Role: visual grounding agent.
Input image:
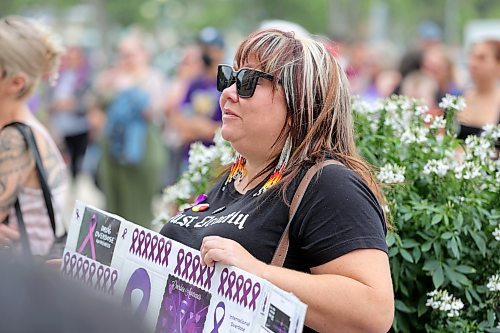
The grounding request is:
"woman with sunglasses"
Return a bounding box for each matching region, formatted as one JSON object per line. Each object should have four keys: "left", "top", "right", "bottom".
{"left": 160, "top": 28, "right": 394, "bottom": 332}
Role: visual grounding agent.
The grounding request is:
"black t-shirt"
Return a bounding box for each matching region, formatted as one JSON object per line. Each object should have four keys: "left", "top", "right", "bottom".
{"left": 160, "top": 163, "right": 387, "bottom": 332}
{"left": 161, "top": 164, "right": 387, "bottom": 328}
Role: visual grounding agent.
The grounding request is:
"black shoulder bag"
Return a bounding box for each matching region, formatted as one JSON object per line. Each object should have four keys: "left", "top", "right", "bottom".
{"left": 2, "top": 122, "right": 64, "bottom": 257}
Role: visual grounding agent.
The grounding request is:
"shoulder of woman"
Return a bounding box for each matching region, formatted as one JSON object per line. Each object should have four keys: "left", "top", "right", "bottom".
{"left": 0, "top": 126, "right": 27, "bottom": 151}
{"left": 313, "top": 163, "right": 360, "bottom": 186}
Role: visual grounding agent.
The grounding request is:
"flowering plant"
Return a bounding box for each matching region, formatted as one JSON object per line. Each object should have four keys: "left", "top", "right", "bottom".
{"left": 154, "top": 130, "right": 235, "bottom": 224}
{"left": 159, "top": 95, "right": 500, "bottom": 332}
{"left": 353, "top": 95, "right": 499, "bottom": 332}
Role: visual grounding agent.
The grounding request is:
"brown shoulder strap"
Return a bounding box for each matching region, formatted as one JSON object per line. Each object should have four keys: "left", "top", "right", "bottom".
{"left": 270, "top": 159, "right": 342, "bottom": 267}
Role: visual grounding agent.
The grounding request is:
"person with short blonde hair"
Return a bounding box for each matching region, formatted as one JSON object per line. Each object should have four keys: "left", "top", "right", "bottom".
{"left": 0, "top": 16, "right": 69, "bottom": 256}
{"left": 161, "top": 29, "right": 394, "bottom": 332}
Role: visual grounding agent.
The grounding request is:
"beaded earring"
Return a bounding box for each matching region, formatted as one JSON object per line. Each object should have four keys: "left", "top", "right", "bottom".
{"left": 222, "top": 154, "right": 247, "bottom": 191}
{"left": 254, "top": 135, "right": 292, "bottom": 197}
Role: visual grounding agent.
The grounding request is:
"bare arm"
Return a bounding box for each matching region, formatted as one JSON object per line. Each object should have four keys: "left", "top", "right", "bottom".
{"left": 201, "top": 237, "right": 394, "bottom": 333}
{"left": 0, "top": 127, "right": 34, "bottom": 243}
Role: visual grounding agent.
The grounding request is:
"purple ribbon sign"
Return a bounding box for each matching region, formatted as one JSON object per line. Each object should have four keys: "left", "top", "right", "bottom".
{"left": 210, "top": 301, "right": 225, "bottom": 333}
{"left": 77, "top": 214, "right": 97, "bottom": 260}
{"left": 122, "top": 268, "right": 151, "bottom": 322}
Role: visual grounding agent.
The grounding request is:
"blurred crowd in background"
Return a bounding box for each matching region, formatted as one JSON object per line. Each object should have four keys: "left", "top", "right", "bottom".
{"left": 11, "top": 3, "right": 499, "bottom": 229}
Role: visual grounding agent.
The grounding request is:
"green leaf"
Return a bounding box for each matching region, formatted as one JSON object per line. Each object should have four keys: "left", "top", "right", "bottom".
{"left": 432, "top": 264, "right": 444, "bottom": 288}
{"left": 449, "top": 237, "right": 460, "bottom": 258}
{"left": 431, "top": 214, "right": 442, "bottom": 225}
{"left": 400, "top": 249, "right": 414, "bottom": 263}
{"left": 401, "top": 239, "right": 419, "bottom": 248}
{"left": 388, "top": 247, "right": 399, "bottom": 257}
{"left": 421, "top": 241, "right": 432, "bottom": 252}
{"left": 456, "top": 212, "right": 464, "bottom": 228}
{"left": 386, "top": 233, "right": 396, "bottom": 247}
{"left": 470, "top": 232, "right": 487, "bottom": 256}
{"left": 412, "top": 247, "right": 421, "bottom": 263}
{"left": 433, "top": 242, "right": 442, "bottom": 257}
{"left": 417, "top": 295, "right": 428, "bottom": 317}
{"left": 423, "top": 259, "right": 439, "bottom": 271}
{"left": 455, "top": 265, "right": 476, "bottom": 274}
{"left": 443, "top": 214, "right": 449, "bottom": 225}
{"left": 441, "top": 232, "right": 453, "bottom": 240}
{"left": 395, "top": 300, "right": 415, "bottom": 314}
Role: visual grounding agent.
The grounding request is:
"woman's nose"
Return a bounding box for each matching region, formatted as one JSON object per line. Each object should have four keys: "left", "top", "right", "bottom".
{"left": 220, "top": 82, "right": 238, "bottom": 103}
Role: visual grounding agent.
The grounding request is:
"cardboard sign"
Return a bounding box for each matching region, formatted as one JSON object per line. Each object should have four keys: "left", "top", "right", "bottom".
{"left": 62, "top": 201, "right": 307, "bottom": 332}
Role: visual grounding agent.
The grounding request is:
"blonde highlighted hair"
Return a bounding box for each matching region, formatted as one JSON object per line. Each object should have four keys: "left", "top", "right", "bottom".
{"left": 235, "top": 28, "right": 387, "bottom": 225}
{"left": 0, "top": 16, "right": 64, "bottom": 99}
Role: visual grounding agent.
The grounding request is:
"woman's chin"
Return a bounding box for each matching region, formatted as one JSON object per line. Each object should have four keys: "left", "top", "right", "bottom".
{"left": 220, "top": 126, "right": 238, "bottom": 143}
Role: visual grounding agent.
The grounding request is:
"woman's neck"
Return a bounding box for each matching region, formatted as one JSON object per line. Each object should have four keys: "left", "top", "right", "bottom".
{"left": 235, "top": 157, "right": 272, "bottom": 194}
{"left": 0, "top": 99, "right": 30, "bottom": 127}
{"left": 474, "top": 79, "right": 497, "bottom": 95}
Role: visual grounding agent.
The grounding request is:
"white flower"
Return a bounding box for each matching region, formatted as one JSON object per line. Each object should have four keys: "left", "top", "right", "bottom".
{"left": 385, "top": 101, "right": 398, "bottom": 113}
{"left": 423, "top": 114, "right": 433, "bottom": 124}
{"left": 464, "top": 136, "right": 492, "bottom": 162}
{"left": 163, "top": 178, "right": 193, "bottom": 203}
{"left": 423, "top": 159, "right": 450, "bottom": 177}
{"left": 486, "top": 274, "right": 500, "bottom": 292}
{"left": 493, "top": 227, "right": 500, "bottom": 241}
{"left": 400, "top": 130, "right": 416, "bottom": 144}
{"left": 426, "top": 289, "right": 464, "bottom": 318}
{"left": 481, "top": 123, "right": 500, "bottom": 141}
{"left": 439, "top": 94, "right": 466, "bottom": 111}
{"left": 382, "top": 204, "right": 391, "bottom": 214}
{"left": 188, "top": 143, "right": 216, "bottom": 172}
{"left": 352, "top": 98, "right": 376, "bottom": 115}
{"left": 454, "top": 161, "right": 482, "bottom": 180}
{"left": 400, "top": 127, "right": 429, "bottom": 144}
{"left": 415, "top": 104, "right": 429, "bottom": 117}
{"left": 430, "top": 116, "right": 446, "bottom": 129}
{"left": 377, "top": 164, "right": 406, "bottom": 184}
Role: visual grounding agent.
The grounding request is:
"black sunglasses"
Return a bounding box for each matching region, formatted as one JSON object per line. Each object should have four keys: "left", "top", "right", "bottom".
{"left": 217, "top": 64, "right": 274, "bottom": 98}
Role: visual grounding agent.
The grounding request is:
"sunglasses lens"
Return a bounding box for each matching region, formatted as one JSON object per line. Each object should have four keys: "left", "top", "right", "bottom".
{"left": 217, "top": 65, "right": 233, "bottom": 92}
{"left": 237, "top": 69, "right": 257, "bottom": 98}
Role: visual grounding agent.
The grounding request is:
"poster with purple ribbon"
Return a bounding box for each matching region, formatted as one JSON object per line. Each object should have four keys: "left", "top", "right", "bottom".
{"left": 61, "top": 201, "right": 307, "bottom": 333}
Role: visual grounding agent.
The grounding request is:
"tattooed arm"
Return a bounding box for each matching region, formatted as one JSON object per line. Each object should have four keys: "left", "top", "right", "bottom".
{"left": 0, "top": 127, "right": 34, "bottom": 245}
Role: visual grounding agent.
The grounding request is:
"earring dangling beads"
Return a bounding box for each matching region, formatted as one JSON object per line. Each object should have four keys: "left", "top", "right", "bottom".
{"left": 254, "top": 135, "right": 292, "bottom": 197}
{"left": 222, "top": 155, "right": 247, "bottom": 191}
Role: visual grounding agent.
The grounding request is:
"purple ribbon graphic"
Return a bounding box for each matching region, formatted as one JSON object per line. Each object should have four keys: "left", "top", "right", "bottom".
{"left": 77, "top": 214, "right": 97, "bottom": 260}
{"left": 224, "top": 271, "right": 237, "bottom": 299}
{"left": 174, "top": 248, "right": 185, "bottom": 276}
{"left": 155, "top": 238, "right": 165, "bottom": 264}
{"left": 138, "top": 230, "right": 145, "bottom": 255}
{"left": 163, "top": 240, "right": 172, "bottom": 267}
{"left": 204, "top": 265, "right": 215, "bottom": 289}
{"left": 96, "top": 266, "right": 104, "bottom": 291}
{"left": 130, "top": 228, "right": 139, "bottom": 253}
{"left": 82, "top": 260, "right": 89, "bottom": 284}
{"left": 233, "top": 275, "right": 245, "bottom": 303}
{"left": 210, "top": 301, "right": 225, "bottom": 333}
{"left": 122, "top": 268, "right": 151, "bottom": 322}
{"left": 249, "top": 282, "right": 261, "bottom": 311}
{"left": 108, "top": 270, "right": 118, "bottom": 295}
{"left": 87, "top": 263, "right": 96, "bottom": 287}
{"left": 189, "top": 255, "right": 201, "bottom": 283}
{"left": 147, "top": 235, "right": 158, "bottom": 261}
{"left": 181, "top": 251, "right": 193, "bottom": 279}
{"left": 242, "top": 278, "right": 252, "bottom": 307}
{"left": 218, "top": 268, "right": 229, "bottom": 295}
{"left": 142, "top": 232, "right": 151, "bottom": 258}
